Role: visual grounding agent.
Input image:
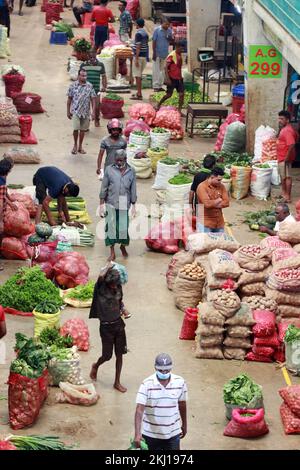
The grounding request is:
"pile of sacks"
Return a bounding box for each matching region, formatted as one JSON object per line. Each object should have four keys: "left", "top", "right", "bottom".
{"left": 246, "top": 310, "right": 279, "bottom": 363}
{"left": 0, "top": 100, "right": 21, "bottom": 144}
{"left": 1, "top": 202, "right": 34, "bottom": 260}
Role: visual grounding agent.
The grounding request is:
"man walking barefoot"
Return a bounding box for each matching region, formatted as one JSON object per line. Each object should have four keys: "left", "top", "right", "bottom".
{"left": 67, "top": 69, "right": 96, "bottom": 155}
{"left": 89, "top": 266, "right": 128, "bottom": 393}
{"left": 277, "top": 110, "right": 298, "bottom": 203}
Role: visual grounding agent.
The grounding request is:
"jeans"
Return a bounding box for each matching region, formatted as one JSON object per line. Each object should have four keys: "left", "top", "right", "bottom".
{"left": 143, "top": 434, "right": 180, "bottom": 451}
{"left": 197, "top": 224, "right": 225, "bottom": 233}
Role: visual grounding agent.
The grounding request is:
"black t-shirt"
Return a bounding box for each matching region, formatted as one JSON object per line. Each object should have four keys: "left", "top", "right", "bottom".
{"left": 191, "top": 169, "right": 211, "bottom": 205}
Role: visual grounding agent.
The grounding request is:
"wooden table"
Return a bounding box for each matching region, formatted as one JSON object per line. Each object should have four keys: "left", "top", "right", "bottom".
{"left": 185, "top": 103, "right": 229, "bottom": 138}
{"left": 114, "top": 53, "right": 134, "bottom": 85}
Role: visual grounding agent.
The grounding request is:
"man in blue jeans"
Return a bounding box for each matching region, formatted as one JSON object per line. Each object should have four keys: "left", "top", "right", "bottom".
{"left": 134, "top": 353, "right": 188, "bottom": 450}
{"left": 196, "top": 167, "right": 229, "bottom": 233}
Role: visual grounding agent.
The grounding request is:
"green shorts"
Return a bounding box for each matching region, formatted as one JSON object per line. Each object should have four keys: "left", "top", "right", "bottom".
{"left": 72, "top": 115, "right": 90, "bottom": 131}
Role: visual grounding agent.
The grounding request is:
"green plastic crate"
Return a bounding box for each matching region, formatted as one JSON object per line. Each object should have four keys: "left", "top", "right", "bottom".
{"left": 184, "top": 82, "right": 200, "bottom": 92}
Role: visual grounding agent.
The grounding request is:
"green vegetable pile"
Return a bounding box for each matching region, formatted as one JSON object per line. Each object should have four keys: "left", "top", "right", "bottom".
{"left": 243, "top": 209, "right": 276, "bottom": 231}
{"left": 168, "top": 174, "right": 192, "bottom": 185}
{"left": 285, "top": 325, "right": 300, "bottom": 344}
{"left": 65, "top": 280, "right": 95, "bottom": 301}
{"left": 210, "top": 151, "right": 253, "bottom": 167}
{"left": 0, "top": 266, "right": 63, "bottom": 312}
{"left": 7, "top": 434, "right": 73, "bottom": 451}
{"left": 48, "top": 345, "right": 79, "bottom": 361}
{"left": 151, "top": 127, "right": 169, "bottom": 134}
{"left": 223, "top": 374, "right": 263, "bottom": 406}
{"left": 105, "top": 92, "right": 122, "bottom": 101}
{"left": 254, "top": 163, "right": 271, "bottom": 169}
{"left": 152, "top": 90, "right": 209, "bottom": 108}
{"left": 52, "top": 20, "right": 74, "bottom": 39}
{"left": 132, "top": 130, "right": 149, "bottom": 136}
{"left": 34, "top": 300, "right": 61, "bottom": 315}
{"left": 73, "top": 38, "right": 91, "bottom": 53}
{"left": 222, "top": 173, "right": 231, "bottom": 180}
{"left": 39, "top": 327, "right": 73, "bottom": 348}
{"left": 11, "top": 333, "right": 50, "bottom": 378}
{"left": 160, "top": 157, "right": 179, "bottom": 166}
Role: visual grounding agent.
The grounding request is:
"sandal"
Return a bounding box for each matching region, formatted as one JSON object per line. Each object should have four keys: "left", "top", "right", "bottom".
{"left": 71, "top": 148, "right": 77, "bottom": 155}
{"left": 78, "top": 148, "right": 87, "bottom": 154}
{"left": 130, "top": 94, "right": 143, "bottom": 100}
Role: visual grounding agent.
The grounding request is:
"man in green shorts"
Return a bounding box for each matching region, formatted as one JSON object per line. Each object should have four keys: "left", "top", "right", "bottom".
{"left": 80, "top": 50, "right": 107, "bottom": 127}
{"left": 67, "top": 69, "right": 96, "bottom": 155}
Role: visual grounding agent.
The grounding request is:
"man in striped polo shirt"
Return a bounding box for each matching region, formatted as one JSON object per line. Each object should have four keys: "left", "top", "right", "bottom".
{"left": 80, "top": 50, "right": 107, "bottom": 127}
{"left": 134, "top": 353, "right": 188, "bottom": 450}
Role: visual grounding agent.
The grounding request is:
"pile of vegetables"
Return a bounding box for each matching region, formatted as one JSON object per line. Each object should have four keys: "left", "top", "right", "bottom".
{"left": 254, "top": 163, "right": 271, "bottom": 169}
{"left": 194, "top": 120, "right": 219, "bottom": 137}
{"left": 179, "top": 262, "right": 206, "bottom": 280}
{"left": 105, "top": 92, "right": 122, "bottom": 101}
{"left": 65, "top": 280, "right": 94, "bottom": 301}
{"left": 160, "top": 157, "right": 179, "bottom": 166}
{"left": 152, "top": 90, "right": 209, "bottom": 108}
{"left": 285, "top": 325, "right": 300, "bottom": 343}
{"left": 11, "top": 333, "right": 50, "bottom": 378}
{"left": 48, "top": 345, "right": 79, "bottom": 361}
{"left": 243, "top": 295, "right": 278, "bottom": 312}
{"left": 39, "top": 327, "right": 73, "bottom": 348}
{"left": 28, "top": 222, "right": 56, "bottom": 245}
{"left": 211, "top": 151, "right": 253, "bottom": 167}
{"left": 151, "top": 127, "right": 169, "bottom": 134}
{"left": 73, "top": 38, "right": 92, "bottom": 53}
{"left": 168, "top": 174, "right": 192, "bottom": 185}
{"left": 34, "top": 300, "right": 61, "bottom": 314}
{"left": 2, "top": 434, "right": 73, "bottom": 450}
{"left": 223, "top": 374, "right": 263, "bottom": 405}
{"left": 52, "top": 20, "right": 74, "bottom": 40}
{"left": 243, "top": 209, "right": 276, "bottom": 231}
{"left": 132, "top": 130, "right": 149, "bottom": 136}
{"left": 0, "top": 266, "right": 63, "bottom": 312}
{"left": 179, "top": 159, "right": 202, "bottom": 175}
{"left": 49, "top": 196, "right": 86, "bottom": 213}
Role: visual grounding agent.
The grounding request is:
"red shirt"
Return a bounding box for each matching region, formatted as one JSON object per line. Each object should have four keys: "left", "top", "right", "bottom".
{"left": 277, "top": 124, "right": 297, "bottom": 162}
{"left": 166, "top": 52, "right": 182, "bottom": 80}
{"left": 0, "top": 306, "right": 5, "bottom": 322}
{"left": 91, "top": 6, "right": 113, "bottom": 26}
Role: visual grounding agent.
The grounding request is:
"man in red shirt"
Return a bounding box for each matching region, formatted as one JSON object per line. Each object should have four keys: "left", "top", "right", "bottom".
{"left": 277, "top": 110, "right": 298, "bottom": 203}
{"left": 91, "top": 0, "right": 115, "bottom": 53}
{"left": 156, "top": 40, "right": 185, "bottom": 115}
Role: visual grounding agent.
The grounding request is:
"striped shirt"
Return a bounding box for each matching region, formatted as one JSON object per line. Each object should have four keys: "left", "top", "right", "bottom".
{"left": 132, "top": 28, "right": 149, "bottom": 58}
{"left": 136, "top": 373, "right": 187, "bottom": 440}
{"left": 119, "top": 10, "right": 132, "bottom": 35}
{"left": 80, "top": 60, "right": 106, "bottom": 94}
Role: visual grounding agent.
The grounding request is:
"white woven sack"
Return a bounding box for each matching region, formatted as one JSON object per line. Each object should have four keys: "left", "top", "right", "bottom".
{"left": 250, "top": 166, "right": 272, "bottom": 200}
{"left": 268, "top": 160, "right": 281, "bottom": 186}
{"left": 126, "top": 144, "right": 139, "bottom": 160}
{"left": 129, "top": 133, "right": 150, "bottom": 152}
{"left": 128, "top": 156, "right": 152, "bottom": 179}
{"left": 150, "top": 130, "right": 171, "bottom": 149}
{"left": 152, "top": 161, "right": 180, "bottom": 190}
{"left": 165, "top": 182, "right": 191, "bottom": 207}
{"left": 253, "top": 125, "right": 276, "bottom": 162}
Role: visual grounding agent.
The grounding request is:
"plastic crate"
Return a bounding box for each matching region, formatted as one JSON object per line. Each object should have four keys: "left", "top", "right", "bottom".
{"left": 49, "top": 31, "right": 68, "bottom": 45}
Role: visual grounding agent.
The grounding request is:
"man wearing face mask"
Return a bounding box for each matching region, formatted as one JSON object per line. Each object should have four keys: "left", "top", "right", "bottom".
{"left": 134, "top": 353, "right": 188, "bottom": 450}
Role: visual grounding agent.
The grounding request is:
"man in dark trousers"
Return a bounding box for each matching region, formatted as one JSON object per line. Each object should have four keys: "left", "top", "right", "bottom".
{"left": 89, "top": 265, "right": 127, "bottom": 393}
{"left": 33, "top": 166, "right": 79, "bottom": 226}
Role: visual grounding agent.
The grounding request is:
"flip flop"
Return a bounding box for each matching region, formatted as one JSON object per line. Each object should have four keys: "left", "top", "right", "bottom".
{"left": 130, "top": 94, "right": 143, "bottom": 100}
{"left": 71, "top": 148, "right": 77, "bottom": 155}
{"left": 78, "top": 149, "right": 87, "bottom": 154}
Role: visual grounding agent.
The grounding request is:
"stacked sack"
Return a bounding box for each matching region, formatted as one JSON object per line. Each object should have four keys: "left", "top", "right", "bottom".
{"left": 174, "top": 261, "right": 206, "bottom": 311}
{"left": 246, "top": 309, "right": 279, "bottom": 363}
{"left": 195, "top": 302, "right": 225, "bottom": 360}
{"left": 223, "top": 303, "right": 255, "bottom": 360}
{"left": 234, "top": 244, "right": 271, "bottom": 298}
{"left": 0, "top": 100, "right": 21, "bottom": 144}
{"left": 166, "top": 250, "right": 194, "bottom": 291}
{"left": 279, "top": 385, "right": 300, "bottom": 434}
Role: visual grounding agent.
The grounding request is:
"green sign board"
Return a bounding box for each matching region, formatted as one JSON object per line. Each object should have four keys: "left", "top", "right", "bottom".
{"left": 249, "top": 45, "right": 282, "bottom": 79}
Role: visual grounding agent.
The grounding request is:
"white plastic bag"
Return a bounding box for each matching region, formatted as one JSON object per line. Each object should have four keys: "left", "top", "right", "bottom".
{"left": 152, "top": 161, "right": 180, "bottom": 190}
{"left": 268, "top": 160, "right": 281, "bottom": 186}
{"left": 127, "top": 156, "right": 152, "bottom": 179}
{"left": 165, "top": 182, "right": 191, "bottom": 208}
{"left": 129, "top": 132, "right": 151, "bottom": 152}
{"left": 250, "top": 166, "right": 273, "bottom": 200}
{"left": 253, "top": 125, "right": 276, "bottom": 162}
{"left": 56, "top": 382, "right": 99, "bottom": 406}
{"left": 150, "top": 129, "right": 171, "bottom": 149}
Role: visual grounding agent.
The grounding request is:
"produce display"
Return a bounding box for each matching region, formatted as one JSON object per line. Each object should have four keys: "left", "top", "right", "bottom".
{"left": 159, "top": 157, "right": 179, "bottom": 165}
{"left": 152, "top": 90, "right": 209, "bottom": 108}
{"left": 242, "top": 296, "right": 278, "bottom": 313}
{"left": 194, "top": 120, "right": 219, "bottom": 137}
{"left": 168, "top": 174, "right": 192, "bottom": 185}
{"left": 4, "top": 435, "right": 72, "bottom": 450}
{"left": 0, "top": 266, "right": 63, "bottom": 312}
{"left": 284, "top": 324, "right": 300, "bottom": 343}
{"left": 14, "top": 333, "right": 50, "bottom": 375}
{"left": 131, "top": 130, "right": 149, "bottom": 137}
{"left": 211, "top": 151, "right": 253, "bottom": 167}
{"left": 151, "top": 127, "right": 169, "bottom": 134}
{"left": 39, "top": 327, "right": 73, "bottom": 348}
{"left": 179, "top": 262, "right": 206, "bottom": 281}
{"left": 60, "top": 318, "right": 90, "bottom": 351}
{"left": 104, "top": 92, "right": 122, "bottom": 101}
{"left": 223, "top": 374, "right": 263, "bottom": 406}
{"left": 243, "top": 209, "right": 276, "bottom": 231}
{"left": 51, "top": 20, "right": 73, "bottom": 39}
{"left": 65, "top": 280, "right": 94, "bottom": 301}
{"left": 34, "top": 300, "right": 61, "bottom": 315}
{"left": 48, "top": 344, "right": 79, "bottom": 361}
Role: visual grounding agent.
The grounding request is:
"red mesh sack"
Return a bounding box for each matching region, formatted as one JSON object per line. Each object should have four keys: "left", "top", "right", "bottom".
{"left": 252, "top": 344, "right": 274, "bottom": 358}
{"left": 8, "top": 372, "right": 44, "bottom": 429}
{"left": 128, "top": 103, "right": 156, "bottom": 125}
{"left": 101, "top": 96, "right": 124, "bottom": 119}
{"left": 145, "top": 221, "right": 179, "bottom": 254}
{"left": 153, "top": 106, "right": 181, "bottom": 130}
{"left": 31, "top": 241, "right": 58, "bottom": 263}
{"left": 252, "top": 310, "right": 276, "bottom": 337}
{"left": 4, "top": 202, "right": 34, "bottom": 237}
{"left": 19, "top": 115, "right": 33, "bottom": 138}
{"left": 279, "top": 386, "right": 300, "bottom": 418}
{"left": 124, "top": 119, "right": 150, "bottom": 138}
{"left": 274, "top": 347, "right": 285, "bottom": 363}
{"left": 9, "top": 192, "right": 37, "bottom": 218}
{"left": 245, "top": 351, "right": 273, "bottom": 363}
{"left": 3, "top": 73, "right": 25, "bottom": 98}
{"left": 214, "top": 113, "right": 239, "bottom": 151}
{"left": 224, "top": 408, "right": 269, "bottom": 438}
{"left": 21, "top": 131, "right": 38, "bottom": 145}
{"left": 179, "top": 308, "right": 198, "bottom": 340}
{"left": 0, "top": 441, "right": 17, "bottom": 450}
{"left": 33, "top": 261, "right": 54, "bottom": 279}
{"left": 13, "top": 93, "right": 45, "bottom": 114}
{"left": 254, "top": 331, "right": 279, "bottom": 348}
{"left": 45, "top": 2, "right": 60, "bottom": 24}
{"left": 61, "top": 318, "right": 90, "bottom": 351}
{"left": 53, "top": 251, "right": 89, "bottom": 288}
{"left": 1, "top": 237, "right": 28, "bottom": 260}
{"left": 280, "top": 403, "right": 300, "bottom": 434}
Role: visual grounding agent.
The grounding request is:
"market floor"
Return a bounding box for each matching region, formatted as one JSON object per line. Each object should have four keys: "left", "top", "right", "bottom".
{"left": 0, "top": 5, "right": 299, "bottom": 450}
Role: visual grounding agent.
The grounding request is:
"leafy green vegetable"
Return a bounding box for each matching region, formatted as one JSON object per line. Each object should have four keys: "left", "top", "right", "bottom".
{"left": 10, "top": 358, "right": 40, "bottom": 378}
{"left": 285, "top": 325, "right": 300, "bottom": 344}
{"left": 223, "top": 374, "right": 263, "bottom": 405}
{"left": 15, "top": 333, "right": 50, "bottom": 375}
{"left": 8, "top": 435, "right": 73, "bottom": 451}
{"left": 105, "top": 92, "right": 122, "bottom": 101}
{"left": 160, "top": 157, "right": 179, "bottom": 166}
{"left": 151, "top": 127, "right": 169, "bottom": 134}
{"left": 39, "top": 327, "right": 73, "bottom": 348}
{"left": 168, "top": 174, "right": 192, "bottom": 185}
{"left": 132, "top": 130, "right": 149, "bottom": 136}
{"left": 48, "top": 345, "right": 79, "bottom": 361}
{"left": 152, "top": 90, "right": 210, "bottom": 108}
{"left": 0, "top": 266, "right": 63, "bottom": 312}
{"left": 34, "top": 300, "right": 61, "bottom": 314}
{"left": 65, "top": 281, "right": 95, "bottom": 301}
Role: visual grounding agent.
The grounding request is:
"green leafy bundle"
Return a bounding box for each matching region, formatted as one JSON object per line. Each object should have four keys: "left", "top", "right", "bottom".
{"left": 168, "top": 174, "right": 192, "bottom": 185}
{"left": 285, "top": 325, "right": 300, "bottom": 344}
{"left": 13, "top": 333, "right": 50, "bottom": 377}
{"left": 65, "top": 281, "right": 95, "bottom": 301}
{"left": 39, "top": 327, "right": 73, "bottom": 348}
{"left": 0, "top": 266, "right": 63, "bottom": 312}
{"left": 223, "top": 374, "right": 263, "bottom": 405}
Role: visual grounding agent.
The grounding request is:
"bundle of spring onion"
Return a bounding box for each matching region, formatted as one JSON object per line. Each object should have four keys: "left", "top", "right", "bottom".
{"left": 4, "top": 434, "right": 73, "bottom": 450}
{"left": 78, "top": 228, "right": 95, "bottom": 247}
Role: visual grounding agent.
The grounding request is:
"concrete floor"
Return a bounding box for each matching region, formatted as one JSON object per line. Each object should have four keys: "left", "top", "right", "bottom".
{"left": 0, "top": 4, "right": 299, "bottom": 450}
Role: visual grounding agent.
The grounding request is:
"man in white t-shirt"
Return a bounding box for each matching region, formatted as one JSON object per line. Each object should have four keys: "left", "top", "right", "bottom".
{"left": 259, "top": 203, "right": 295, "bottom": 236}
{"left": 134, "top": 353, "right": 187, "bottom": 450}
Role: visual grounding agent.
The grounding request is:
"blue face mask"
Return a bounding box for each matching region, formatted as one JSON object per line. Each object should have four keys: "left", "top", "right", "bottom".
{"left": 156, "top": 371, "right": 171, "bottom": 380}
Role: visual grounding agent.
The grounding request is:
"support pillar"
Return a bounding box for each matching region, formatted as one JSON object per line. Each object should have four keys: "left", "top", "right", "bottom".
{"left": 243, "top": 0, "right": 288, "bottom": 152}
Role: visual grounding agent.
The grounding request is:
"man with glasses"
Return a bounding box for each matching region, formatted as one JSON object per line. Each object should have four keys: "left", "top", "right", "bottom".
{"left": 134, "top": 353, "right": 188, "bottom": 450}
{"left": 196, "top": 167, "right": 229, "bottom": 233}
